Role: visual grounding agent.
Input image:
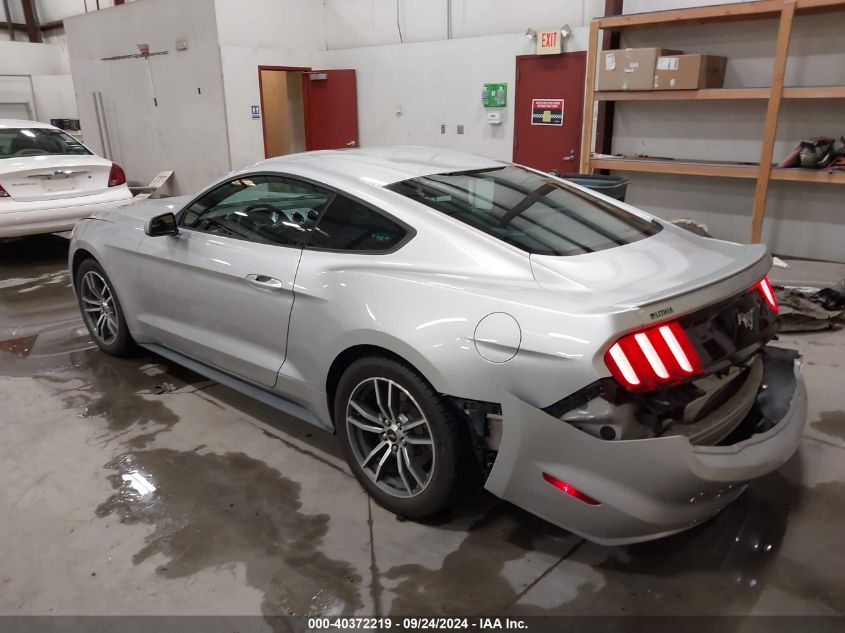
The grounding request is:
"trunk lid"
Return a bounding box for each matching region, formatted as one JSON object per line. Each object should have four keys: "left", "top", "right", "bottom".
{"left": 0, "top": 155, "right": 114, "bottom": 202}
{"left": 530, "top": 224, "right": 771, "bottom": 318}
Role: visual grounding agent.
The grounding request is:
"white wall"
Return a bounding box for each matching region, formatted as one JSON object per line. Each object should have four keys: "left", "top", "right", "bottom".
{"left": 315, "top": 28, "right": 589, "bottom": 162}
{"left": 214, "top": 0, "right": 324, "bottom": 171}
{"left": 0, "top": 40, "right": 76, "bottom": 122}
{"left": 218, "top": 0, "right": 596, "bottom": 169}
{"left": 322, "top": 0, "right": 604, "bottom": 48}
{"left": 609, "top": 6, "right": 845, "bottom": 261}
{"left": 65, "top": 0, "right": 230, "bottom": 193}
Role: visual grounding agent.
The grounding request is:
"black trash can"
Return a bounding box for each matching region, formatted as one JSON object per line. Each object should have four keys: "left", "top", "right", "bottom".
{"left": 561, "top": 173, "right": 630, "bottom": 202}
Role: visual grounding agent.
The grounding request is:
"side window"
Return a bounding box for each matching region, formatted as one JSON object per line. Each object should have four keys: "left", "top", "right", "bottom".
{"left": 181, "top": 175, "right": 332, "bottom": 246}
{"left": 309, "top": 195, "right": 407, "bottom": 252}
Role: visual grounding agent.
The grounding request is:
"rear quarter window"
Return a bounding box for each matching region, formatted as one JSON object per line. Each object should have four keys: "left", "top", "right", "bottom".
{"left": 309, "top": 195, "right": 407, "bottom": 252}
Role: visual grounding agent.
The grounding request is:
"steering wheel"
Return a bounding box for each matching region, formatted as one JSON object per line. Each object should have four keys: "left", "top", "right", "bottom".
{"left": 14, "top": 149, "right": 48, "bottom": 157}
{"left": 243, "top": 202, "right": 285, "bottom": 219}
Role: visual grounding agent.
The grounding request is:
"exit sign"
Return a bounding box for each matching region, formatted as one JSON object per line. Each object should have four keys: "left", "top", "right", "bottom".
{"left": 536, "top": 30, "right": 562, "bottom": 55}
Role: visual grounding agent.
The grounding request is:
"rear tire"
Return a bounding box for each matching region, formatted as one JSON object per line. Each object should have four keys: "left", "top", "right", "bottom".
{"left": 75, "top": 258, "right": 135, "bottom": 357}
{"left": 335, "top": 356, "right": 474, "bottom": 518}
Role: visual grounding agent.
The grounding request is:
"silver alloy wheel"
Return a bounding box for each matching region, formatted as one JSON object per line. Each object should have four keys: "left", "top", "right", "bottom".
{"left": 80, "top": 271, "right": 119, "bottom": 345}
{"left": 346, "top": 377, "right": 435, "bottom": 498}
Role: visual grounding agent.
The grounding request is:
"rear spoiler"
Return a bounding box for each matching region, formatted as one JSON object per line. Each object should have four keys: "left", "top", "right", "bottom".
{"left": 620, "top": 245, "right": 772, "bottom": 322}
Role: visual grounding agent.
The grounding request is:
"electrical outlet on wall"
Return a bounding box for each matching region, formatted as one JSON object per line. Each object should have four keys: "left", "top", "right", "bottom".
{"left": 457, "top": 124, "right": 464, "bottom": 135}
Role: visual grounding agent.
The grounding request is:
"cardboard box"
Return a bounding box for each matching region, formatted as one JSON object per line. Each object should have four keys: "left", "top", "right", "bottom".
{"left": 597, "top": 48, "right": 683, "bottom": 91}
{"left": 654, "top": 54, "right": 727, "bottom": 90}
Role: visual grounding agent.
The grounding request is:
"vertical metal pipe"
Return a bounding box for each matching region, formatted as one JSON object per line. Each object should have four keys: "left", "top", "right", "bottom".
{"left": 92, "top": 92, "right": 108, "bottom": 159}
{"left": 2, "top": 0, "right": 15, "bottom": 41}
{"left": 97, "top": 92, "right": 114, "bottom": 160}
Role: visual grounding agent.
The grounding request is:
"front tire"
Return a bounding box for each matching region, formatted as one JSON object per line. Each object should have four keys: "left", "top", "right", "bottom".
{"left": 75, "top": 258, "right": 135, "bottom": 357}
{"left": 335, "top": 356, "right": 473, "bottom": 518}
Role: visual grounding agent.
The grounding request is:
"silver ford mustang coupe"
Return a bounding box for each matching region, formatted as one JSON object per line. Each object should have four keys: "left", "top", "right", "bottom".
{"left": 69, "top": 147, "right": 806, "bottom": 544}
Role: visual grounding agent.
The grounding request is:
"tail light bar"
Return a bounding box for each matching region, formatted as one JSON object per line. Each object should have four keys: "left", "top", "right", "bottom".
{"left": 757, "top": 276, "right": 778, "bottom": 313}
{"left": 605, "top": 321, "right": 701, "bottom": 391}
{"left": 108, "top": 163, "right": 127, "bottom": 187}
{"left": 604, "top": 276, "right": 777, "bottom": 392}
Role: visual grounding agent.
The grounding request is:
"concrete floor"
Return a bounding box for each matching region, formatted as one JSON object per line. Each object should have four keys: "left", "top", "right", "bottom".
{"left": 1, "top": 234, "right": 843, "bottom": 617}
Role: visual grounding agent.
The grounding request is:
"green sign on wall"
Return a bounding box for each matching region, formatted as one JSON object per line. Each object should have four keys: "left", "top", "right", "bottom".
{"left": 482, "top": 83, "right": 507, "bottom": 107}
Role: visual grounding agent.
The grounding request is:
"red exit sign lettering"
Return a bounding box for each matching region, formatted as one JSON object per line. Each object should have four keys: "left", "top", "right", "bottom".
{"left": 537, "top": 30, "right": 562, "bottom": 55}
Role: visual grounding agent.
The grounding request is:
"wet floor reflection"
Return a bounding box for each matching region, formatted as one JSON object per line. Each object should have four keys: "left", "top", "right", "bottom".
{"left": 2, "top": 237, "right": 844, "bottom": 617}
{"left": 96, "top": 448, "right": 363, "bottom": 616}
{"left": 811, "top": 410, "right": 845, "bottom": 443}
{"left": 374, "top": 452, "right": 845, "bottom": 616}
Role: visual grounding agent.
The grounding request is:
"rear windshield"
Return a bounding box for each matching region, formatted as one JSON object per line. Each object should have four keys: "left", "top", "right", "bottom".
{"left": 387, "top": 165, "right": 660, "bottom": 256}
{"left": 0, "top": 128, "right": 91, "bottom": 159}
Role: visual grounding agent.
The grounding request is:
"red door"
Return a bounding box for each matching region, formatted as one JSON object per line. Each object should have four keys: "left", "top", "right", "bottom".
{"left": 513, "top": 53, "right": 587, "bottom": 174}
{"left": 302, "top": 69, "right": 359, "bottom": 150}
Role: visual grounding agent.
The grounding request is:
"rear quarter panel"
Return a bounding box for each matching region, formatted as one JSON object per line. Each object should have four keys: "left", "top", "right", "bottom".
{"left": 280, "top": 220, "right": 645, "bottom": 426}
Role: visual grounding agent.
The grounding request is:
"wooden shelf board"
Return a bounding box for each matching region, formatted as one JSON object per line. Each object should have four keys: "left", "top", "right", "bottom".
{"left": 596, "top": 0, "right": 845, "bottom": 30}
{"left": 772, "top": 168, "right": 845, "bottom": 183}
{"left": 591, "top": 157, "right": 845, "bottom": 184}
{"left": 593, "top": 86, "right": 845, "bottom": 102}
{"left": 783, "top": 85, "right": 845, "bottom": 98}
{"left": 595, "top": 88, "right": 770, "bottom": 101}
{"left": 591, "top": 158, "right": 759, "bottom": 179}
{"left": 596, "top": 0, "right": 783, "bottom": 30}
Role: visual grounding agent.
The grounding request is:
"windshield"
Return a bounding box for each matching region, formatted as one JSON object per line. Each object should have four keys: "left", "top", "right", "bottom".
{"left": 0, "top": 128, "right": 92, "bottom": 159}
{"left": 387, "top": 165, "right": 660, "bottom": 256}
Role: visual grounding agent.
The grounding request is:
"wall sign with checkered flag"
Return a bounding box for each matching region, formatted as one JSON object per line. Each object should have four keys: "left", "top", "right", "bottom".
{"left": 531, "top": 98, "right": 564, "bottom": 126}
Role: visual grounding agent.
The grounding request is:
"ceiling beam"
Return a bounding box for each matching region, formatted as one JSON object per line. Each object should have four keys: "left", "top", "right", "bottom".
{"left": 21, "top": 0, "right": 42, "bottom": 43}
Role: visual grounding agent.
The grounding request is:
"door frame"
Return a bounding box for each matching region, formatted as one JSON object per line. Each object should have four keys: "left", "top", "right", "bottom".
{"left": 257, "top": 65, "right": 311, "bottom": 159}
{"left": 512, "top": 52, "right": 587, "bottom": 169}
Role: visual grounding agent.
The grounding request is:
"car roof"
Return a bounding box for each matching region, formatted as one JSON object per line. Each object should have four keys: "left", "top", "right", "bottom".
{"left": 0, "top": 119, "right": 57, "bottom": 130}
{"left": 253, "top": 146, "right": 504, "bottom": 186}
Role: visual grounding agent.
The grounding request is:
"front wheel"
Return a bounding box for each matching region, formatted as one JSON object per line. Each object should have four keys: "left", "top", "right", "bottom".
{"left": 335, "top": 356, "right": 474, "bottom": 518}
{"left": 75, "top": 258, "right": 135, "bottom": 357}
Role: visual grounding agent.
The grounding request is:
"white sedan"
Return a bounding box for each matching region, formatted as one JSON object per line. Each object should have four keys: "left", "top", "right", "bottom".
{"left": 0, "top": 119, "right": 132, "bottom": 238}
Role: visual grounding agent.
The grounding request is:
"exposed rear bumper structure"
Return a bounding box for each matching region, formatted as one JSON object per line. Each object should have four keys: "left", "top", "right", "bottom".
{"left": 485, "top": 347, "right": 806, "bottom": 545}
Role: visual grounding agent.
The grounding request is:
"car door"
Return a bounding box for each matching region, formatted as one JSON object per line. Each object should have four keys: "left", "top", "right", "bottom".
{"left": 137, "top": 174, "right": 332, "bottom": 387}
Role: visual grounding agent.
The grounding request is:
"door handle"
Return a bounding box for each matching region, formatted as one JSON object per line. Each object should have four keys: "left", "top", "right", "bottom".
{"left": 562, "top": 156, "right": 575, "bottom": 161}
{"left": 346, "top": 140, "right": 356, "bottom": 147}
{"left": 246, "top": 274, "right": 283, "bottom": 290}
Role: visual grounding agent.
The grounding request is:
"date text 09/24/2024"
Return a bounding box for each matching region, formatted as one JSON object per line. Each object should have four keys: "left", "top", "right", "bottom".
{"left": 307, "top": 617, "right": 528, "bottom": 630}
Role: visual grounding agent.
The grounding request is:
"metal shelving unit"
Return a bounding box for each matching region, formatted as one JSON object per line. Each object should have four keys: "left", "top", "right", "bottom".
{"left": 579, "top": 0, "right": 845, "bottom": 243}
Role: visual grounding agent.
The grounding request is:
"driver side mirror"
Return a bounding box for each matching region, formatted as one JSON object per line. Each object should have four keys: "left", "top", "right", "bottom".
{"left": 145, "top": 212, "right": 179, "bottom": 237}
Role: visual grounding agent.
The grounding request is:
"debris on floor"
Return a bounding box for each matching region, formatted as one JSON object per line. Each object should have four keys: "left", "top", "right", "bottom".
{"left": 671, "top": 218, "right": 711, "bottom": 237}
{"left": 775, "top": 283, "right": 845, "bottom": 332}
{"left": 814, "top": 280, "right": 845, "bottom": 311}
{"left": 153, "top": 382, "right": 178, "bottom": 395}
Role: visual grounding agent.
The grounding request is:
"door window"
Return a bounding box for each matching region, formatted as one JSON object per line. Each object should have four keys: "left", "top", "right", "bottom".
{"left": 181, "top": 175, "right": 331, "bottom": 246}
{"left": 309, "top": 194, "right": 407, "bottom": 252}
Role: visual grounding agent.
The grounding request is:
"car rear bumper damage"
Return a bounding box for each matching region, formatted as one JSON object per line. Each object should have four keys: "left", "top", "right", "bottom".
{"left": 484, "top": 346, "right": 806, "bottom": 545}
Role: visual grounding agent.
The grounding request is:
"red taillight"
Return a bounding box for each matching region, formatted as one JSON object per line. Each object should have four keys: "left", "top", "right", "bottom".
{"left": 757, "top": 276, "right": 778, "bottom": 313}
{"left": 543, "top": 473, "right": 600, "bottom": 505}
{"left": 0, "top": 184, "right": 9, "bottom": 198}
{"left": 604, "top": 321, "right": 701, "bottom": 391}
{"left": 108, "top": 163, "right": 126, "bottom": 187}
